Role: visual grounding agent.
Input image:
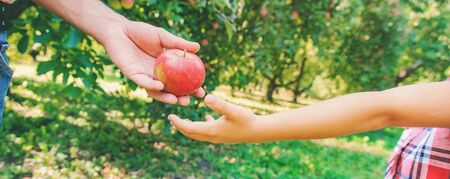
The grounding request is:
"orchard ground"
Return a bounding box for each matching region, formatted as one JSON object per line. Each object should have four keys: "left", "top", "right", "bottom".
{"left": 0, "top": 62, "right": 403, "bottom": 178}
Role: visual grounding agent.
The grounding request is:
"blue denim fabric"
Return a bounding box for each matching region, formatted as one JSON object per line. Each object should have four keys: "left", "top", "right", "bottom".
{"left": 0, "top": 31, "right": 13, "bottom": 126}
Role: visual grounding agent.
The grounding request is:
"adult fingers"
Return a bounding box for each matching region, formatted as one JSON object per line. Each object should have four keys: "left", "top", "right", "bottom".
{"left": 147, "top": 90, "right": 178, "bottom": 104}
{"left": 193, "top": 88, "right": 206, "bottom": 98}
{"left": 129, "top": 74, "right": 164, "bottom": 91}
{"left": 177, "top": 96, "right": 190, "bottom": 106}
{"left": 157, "top": 27, "right": 200, "bottom": 53}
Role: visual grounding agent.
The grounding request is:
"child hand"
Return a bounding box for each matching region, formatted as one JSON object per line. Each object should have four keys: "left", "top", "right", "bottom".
{"left": 168, "top": 94, "right": 260, "bottom": 143}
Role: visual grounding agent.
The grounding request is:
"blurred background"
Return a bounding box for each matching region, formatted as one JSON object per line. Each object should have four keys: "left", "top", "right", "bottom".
{"left": 1, "top": 0, "right": 449, "bottom": 178}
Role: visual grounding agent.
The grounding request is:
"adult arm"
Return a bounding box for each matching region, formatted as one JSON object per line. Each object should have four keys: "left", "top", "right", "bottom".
{"left": 32, "top": 0, "right": 204, "bottom": 105}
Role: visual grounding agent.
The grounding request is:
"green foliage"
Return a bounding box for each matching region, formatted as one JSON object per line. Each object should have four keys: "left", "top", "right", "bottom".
{"left": 397, "top": 0, "right": 450, "bottom": 83}
{"left": 328, "top": 0, "right": 407, "bottom": 91}
{"left": 225, "top": 0, "right": 330, "bottom": 101}
{"left": 10, "top": 0, "right": 240, "bottom": 124}
{"left": 0, "top": 78, "right": 402, "bottom": 178}
{"left": 327, "top": 0, "right": 449, "bottom": 92}
{"left": 3, "top": 0, "right": 449, "bottom": 176}
{"left": 10, "top": 0, "right": 449, "bottom": 110}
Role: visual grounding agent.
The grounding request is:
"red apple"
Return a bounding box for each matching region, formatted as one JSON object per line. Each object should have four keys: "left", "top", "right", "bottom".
{"left": 108, "top": 0, "right": 122, "bottom": 9}
{"left": 204, "top": 62, "right": 210, "bottom": 69}
{"left": 188, "top": 0, "right": 196, "bottom": 5}
{"left": 121, "top": 0, "right": 134, "bottom": 9}
{"left": 154, "top": 49, "right": 205, "bottom": 96}
{"left": 201, "top": 39, "right": 209, "bottom": 46}
{"left": 260, "top": 8, "right": 268, "bottom": 17}
{"left": 291, "top": 11, "right": 299, "bottom": 19}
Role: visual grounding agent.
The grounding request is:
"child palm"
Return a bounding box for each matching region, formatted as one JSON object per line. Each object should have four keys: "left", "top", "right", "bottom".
{"left": 169, "top": 94, "right": 258, "bottom": 143}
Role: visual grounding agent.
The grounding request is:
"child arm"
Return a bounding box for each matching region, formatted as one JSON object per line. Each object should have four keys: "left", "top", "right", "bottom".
{"left": 169, "top": 81, "right": 450, "bottom": 143}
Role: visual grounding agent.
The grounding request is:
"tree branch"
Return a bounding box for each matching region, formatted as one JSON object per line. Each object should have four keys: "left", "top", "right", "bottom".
{"left": 395, "top": 60, "right": 423, "bottom": 85}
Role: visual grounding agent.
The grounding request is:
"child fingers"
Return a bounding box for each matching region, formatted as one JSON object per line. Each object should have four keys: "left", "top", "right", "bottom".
{"left": 204, "top": 94, "right": 244, "bottom": 119}
{"left": 168, "top": 114, "right": 207, "bottom": 135}
{"left": 205, "top": 114, "right": 215, "bottom": 121}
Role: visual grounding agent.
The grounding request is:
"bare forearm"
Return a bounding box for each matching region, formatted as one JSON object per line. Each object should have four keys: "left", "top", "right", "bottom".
{"left": 254, "top": 92, "right": 391, "bottom": 142}
{"left": 33, "top": 0, "right": 127, "bottom": 42}
{"left": 255, "top": 82, "right": 450, "bottom": 142}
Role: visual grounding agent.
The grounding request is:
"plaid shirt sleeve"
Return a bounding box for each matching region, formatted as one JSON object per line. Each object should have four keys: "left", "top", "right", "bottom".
{"left": 385, "top": 79, "right": 450, "bottom": 179}
{"left": 384, "top": 128, "right": 450, "bottom": 179}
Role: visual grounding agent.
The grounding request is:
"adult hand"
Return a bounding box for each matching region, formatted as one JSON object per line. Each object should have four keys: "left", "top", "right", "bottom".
{"left": 0, "top": 0, "right": 14, "bottom": 4}
{"left": 99, "top": 20, "right": 205, "bottom": 106}
{"left": 32, "top": 0, "right": 205, "bottom": 105}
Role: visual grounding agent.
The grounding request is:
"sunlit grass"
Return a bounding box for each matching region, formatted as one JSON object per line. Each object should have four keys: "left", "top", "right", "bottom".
{"left": 1, "top": 63, "right": 402, "bottom": 178}
{"left": 5, "top": 101, "right": 45, "bottom": 119}
{"left": 312, "top": 138, "right": 390, "bottom": 156}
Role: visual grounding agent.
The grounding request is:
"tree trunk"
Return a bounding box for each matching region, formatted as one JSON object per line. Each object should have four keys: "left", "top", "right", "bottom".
{"left": 326, "top": 0, "right": 335, "bottom": 18}
{"left": 291, "top": 57, "right": 308, "bottom": 102}
{"left": 230, "top": 86, "right": 236, "bottom": 97}
{"left": 293, "top": 90, "right": 300, "bottom": 103}
{"left": 266, "top": 79, "right": 277, "bottom": 102}
{"left": 292, "top": 83, "right": 313, "bottom": 103}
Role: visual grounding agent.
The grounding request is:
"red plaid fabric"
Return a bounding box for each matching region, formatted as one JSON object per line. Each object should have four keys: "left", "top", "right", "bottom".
{"left": 385, "top": 128, "right": 450, "bottom": 179}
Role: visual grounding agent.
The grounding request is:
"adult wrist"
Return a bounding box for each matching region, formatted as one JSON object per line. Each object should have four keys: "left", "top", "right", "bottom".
{"left": 90, "top": 16, "right": 129, "bottom": 45}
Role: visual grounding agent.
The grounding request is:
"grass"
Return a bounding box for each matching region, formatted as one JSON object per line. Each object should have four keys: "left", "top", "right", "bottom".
{"left": 0, "top": 64, "right": 403, "bottom": 178}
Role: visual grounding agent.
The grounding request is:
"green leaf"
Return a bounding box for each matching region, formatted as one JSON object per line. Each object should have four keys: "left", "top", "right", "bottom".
{"left": 223, "top": 19, "right": 235, "bottom": 40}
{"left": 18, "top": 34, "right": 29, "bottom": 54}
{"left": 63, "top": 27, "right": 83, "bottom": 49}
{"left": 66, "top": 85, "right": 82, "bottom": 98}
{"left": 50, "top": 15, "right": 63, "bottom": 22}
{"left": 37, "top": 60, "right": 58, "bottom": 75}
{"left": 62, "top": 72, "right": 69, "bottom": 84}
{"left": 211, "top": 0, "right": 232, "bottom": 10}
{"left": 162, "top": 122, "right": 171, "bottom": 136}
{"left": 82, "top": 78, "right": 91, "bottom": 88}
{"left": 80, "top": 55, "right": 93, "bottom": 69}
{"left": 52, "top": 68, "right": 63, "bottom": 81}
{"left": 34, "top": 32, "right": 51, "bottom": 44}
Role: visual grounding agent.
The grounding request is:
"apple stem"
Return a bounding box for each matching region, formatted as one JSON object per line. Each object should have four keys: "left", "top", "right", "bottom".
{"left": 183, "top": 49, "right": 187, "bottom": 57}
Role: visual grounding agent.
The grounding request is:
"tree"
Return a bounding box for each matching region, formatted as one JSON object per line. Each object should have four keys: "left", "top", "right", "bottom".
{"left": 9, "top": 0, "right": 449, "bottom": 120}
{"left": 10, "top": 0, "right": 239, "bottom": 133}
{"left": 220, "top": 0, "right": 329, "bottom": 102}
{"left": 326, "top": 0, "right": 449, "bottom": 93}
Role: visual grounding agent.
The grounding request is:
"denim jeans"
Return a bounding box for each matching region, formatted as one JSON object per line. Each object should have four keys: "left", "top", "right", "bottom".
{"left": 0, "top": 31, "right": 13, "bottom": 126}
